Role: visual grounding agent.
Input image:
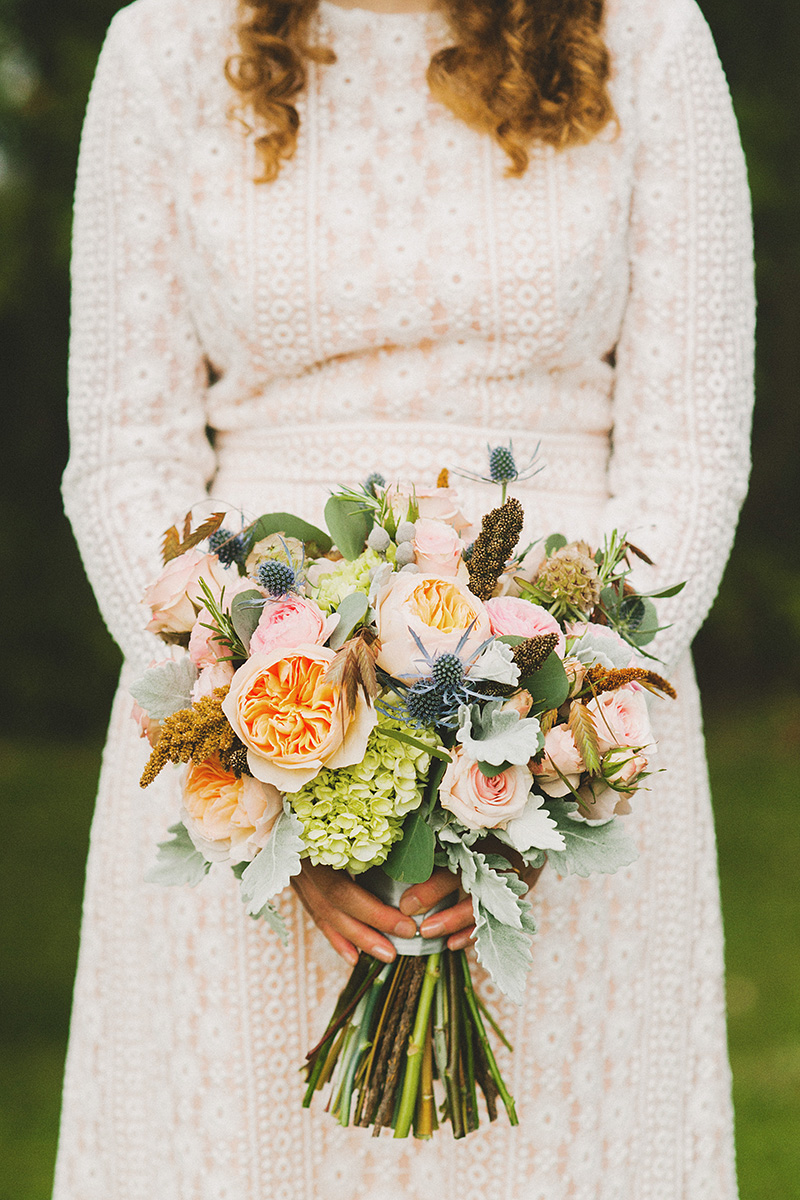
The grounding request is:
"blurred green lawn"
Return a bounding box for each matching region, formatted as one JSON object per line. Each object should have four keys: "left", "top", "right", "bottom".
{"left": 1, "top": 698, "right": 798, "bottom": 1200}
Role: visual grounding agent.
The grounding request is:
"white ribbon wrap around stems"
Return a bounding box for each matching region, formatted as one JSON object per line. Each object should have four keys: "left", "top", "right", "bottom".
{"left": 361, "top": 866, "right": 459, "bottom": 957}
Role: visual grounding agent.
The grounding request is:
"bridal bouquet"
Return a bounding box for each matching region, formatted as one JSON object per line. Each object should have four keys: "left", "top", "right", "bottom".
{"left": 132, "top": 447, "right": 680, "bottom": 1139}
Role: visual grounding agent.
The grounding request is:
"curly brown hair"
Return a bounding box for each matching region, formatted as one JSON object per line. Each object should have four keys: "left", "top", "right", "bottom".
{"left": 226, "top": 0, "right": 616, "bottom": 183}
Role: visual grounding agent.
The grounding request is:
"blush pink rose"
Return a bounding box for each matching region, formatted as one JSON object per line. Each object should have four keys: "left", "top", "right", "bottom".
{"left": 249, "top": 595, "right": 337, "bottom": 657}
{"left": 485, "top": 596, "right": 566, "bottom": 656}
{"left": 386, "top": 484, "right": 471, "bottom": 532}
{"left": 412, "top": 518, "right": 464, "bottom": 576}
{"left": 191, "top": 659, "right": 235, "bottom": 701}
{"left": 439, "top": 747, "right": 532, "bottom": 831}
{"left": 530, "top": 724, "right": 586, "bottom": 797}
{"left": 143, "top": 550, "right": 235, "bottom": 636}
{"left": 586, "top": 684, "right": 654, "bottom": 753}
{"left": 131, "top": 699, "right": 162, "bottom": 748}
{"left": 576, "top": 779, "right": 634, "bottom": 823}
{"left": 374, "top": 573, "right": 492, "bottom": 679}
{"left": 188, "top": 606, "right": 228, "bottom": 667}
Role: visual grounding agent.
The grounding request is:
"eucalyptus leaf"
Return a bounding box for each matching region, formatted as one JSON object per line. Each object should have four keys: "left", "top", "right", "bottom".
{"left": 230, "top": 590, "right": 265, "bottom": 654}
{"left": 328, "top": 590, "right": 369, "bottom": 650}
{"left": 625, "top": 596, "right": 659, "bottom": 647}
{"left": 544, "top": 533, "right": 568, "bottom": 556}
{"left": 383, "top": 811, "right": 436, "bottom": 884}
{"left": 324, "top": 495, "right": 373, "bottom": 560}
{"left": 144, "top": 823, "right": 210, "bottom": 888}
{"left": 246, "top": 512, "right": 332, "bottom": 557}
{"left": 544, "top": 800, "right": 638, "bottom": 877}
{"left": 240, "top": 807, "right": 304, "bottom": 915}
{"left": 130, "top": 658, "right": 198, "bottom": 721}
{"left": 644, "top": 581, "right": 686, "bottom": 600}
{"left": 521, "top": 651, "right": 569, "bottom": 713}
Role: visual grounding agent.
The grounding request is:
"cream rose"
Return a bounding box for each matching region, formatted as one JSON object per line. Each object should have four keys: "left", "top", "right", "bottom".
{"left": 249, "top": 595, "right": 337, "bottom": 656}
{"left": 181, "top": 755, "right": 283, "bottom": 865}
{"left": 385, "top": 484, "right": 470, "bottom": 532}
{"left": 374, "top": 573, "right": 492, "bottom": 679}
{"left": 191, "top": 659, "right": 235, "bottom": 702}
{"left": 143, "top": 549, "right": 236, "bottom": 637}
{"left": 530, "top": 724, "right": 586, "bottom": 797}
{"left": 439, "top": 747, "right": 532, "bottom": 831}
{"left": 221, "top": 645, "right": 378, "bottom": 790}
{"left": 586, "top": 684, "right": 654, "bottom": 753}
{"left": 576, "top": 780, "right": 634, "bottom": 823}
{"left": 484, "top": 596, "right": 567, "bottom": 656}
{"left": 412, "top": 518, "right": 464, "bottom": 577}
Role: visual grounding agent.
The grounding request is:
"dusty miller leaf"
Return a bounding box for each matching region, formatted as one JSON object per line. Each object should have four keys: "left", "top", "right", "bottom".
{"left": 144, "top": 823, "right": 210, "bottom": 888}
{"left": 248, "top": 901, "right": 289, "bottom": 944}
{"left": 456, "top": 702, "right": 543, "bottom": 766}
{"left": 130, "top": 658, "right": 198, "bottom": 721}
{"left": 544, "top": 800, "right": 638, "bottom": 877}
{"left": 445, "top": 840, "right": 525, "bottom": 929}
{"left": 473, "top": 908, "right": 533, "bottom": 1005}
{"left": 240, "top": 807, "right": 304, "bottom": 916}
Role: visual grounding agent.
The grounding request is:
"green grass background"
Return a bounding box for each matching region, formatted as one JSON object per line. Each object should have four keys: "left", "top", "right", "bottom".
{"left": 1, "top": 699, "right": 798, "bottom": 1200}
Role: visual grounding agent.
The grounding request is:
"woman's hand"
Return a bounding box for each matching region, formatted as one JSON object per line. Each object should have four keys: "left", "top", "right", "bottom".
{"left": 291, "top": 861, "right": 418, "bottom": 964}
{"left": 401, "top": 858, "right": 545, "bottom": 951}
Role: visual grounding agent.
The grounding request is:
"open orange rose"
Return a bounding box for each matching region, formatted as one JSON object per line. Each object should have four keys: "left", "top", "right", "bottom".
{"left": 221, "top": 644, "right": 377, "bottom": 789}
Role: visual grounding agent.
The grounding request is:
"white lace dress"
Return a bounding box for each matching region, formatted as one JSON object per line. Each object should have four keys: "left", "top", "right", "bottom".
{"left": 56, "top": 0, "right": 754, "bottom": 1196}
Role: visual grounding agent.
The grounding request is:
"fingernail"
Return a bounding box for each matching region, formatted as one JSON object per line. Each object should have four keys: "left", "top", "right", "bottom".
{"left": 373, "top": 944, "right": 395, "bottom": 963}
{"left": 448, "top": 932, "right": 470, "bottom": 950}
{"left": 399, "top": 894, "right": 425, "bottom": 916}
{"left": 420, "top": 918, "right": 444, "bottom": 938}
{"left": 393, "top": 916, "right": 417, "bottom": 939}
{"left": 342, "top": 947, "right": 358, "bottom": 966}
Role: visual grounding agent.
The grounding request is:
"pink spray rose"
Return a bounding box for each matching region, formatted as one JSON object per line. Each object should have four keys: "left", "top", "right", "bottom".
{"left": 530, "top": 724, "right": 586, "bottom": 797}
{"left": 191, "top": 659, "right": 235, "bottom": 702}
{"left": 586, "top": 684, "right": 654, "bottom": 753}
{"left": 439, "top": 747, "right": 532, "bottom": 831}
{"left": 412, "top": 518, "right": 464, "bottom": 577}
{"left": 249, "top": 595, "right": 338, "bottom": 657}
{"left": 143, "top": 549, "right": 234, "bottom": 637}
{"left": 485, "top": 596, "right": 567, "bottom": 656}
{"left": 576, "top": 779, "right": 634, "bottom": 823}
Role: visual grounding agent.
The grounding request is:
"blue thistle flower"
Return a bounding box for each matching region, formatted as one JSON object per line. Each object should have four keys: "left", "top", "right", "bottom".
{"left": 431, "top": 653, "right": 465, "bottom": 690}
{"left": 364, "top": 472, "right": 386, "bottom": 498}
{"left": 489, "top": 444, "right": 518, "bottom": 484}
{"left": 257, "top": 559, "right": 298, "bottom": 597}
{"left": 405, "top": 678, "right": 444, "bottom": 724}
{"left": 209, "top": 528, "right": 247, "bottom": 567}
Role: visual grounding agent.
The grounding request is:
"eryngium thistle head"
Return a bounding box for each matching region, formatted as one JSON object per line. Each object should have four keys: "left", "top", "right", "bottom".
{"left": 536, "top": 544, "right": 601, "bottom": 612}
{"left": 467, "top": 496, "right": 524, "bottom": 601}
{"left": 431, "top": 653, "right": 464, "bottom": 689}
{"left": 364, "top": 472, "right": 386, "bottom": 497}
{"left": 209, "top": 528, "right": 247, "bottom": 566}
{"left": 257, "top": 559, "right": 297, "bottom": 596}
{"left": 405, "top": 678, "right": 444, "bottom": 724}
{"left": 489, "top": 444, "right": 517, "bottom": 484}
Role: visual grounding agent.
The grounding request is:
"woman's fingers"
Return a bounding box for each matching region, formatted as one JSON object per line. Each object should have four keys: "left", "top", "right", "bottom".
{"left": 447, "top": 924, "right": 476, "bottom": 951}
{"left": 418, "top": 895, "right": 475, "bottom": 938}
{"left": 399, "top": 867, "right": 461, "bottom": 917}
{"left": 291, "top": 862, "right": 417, "bottom": 964}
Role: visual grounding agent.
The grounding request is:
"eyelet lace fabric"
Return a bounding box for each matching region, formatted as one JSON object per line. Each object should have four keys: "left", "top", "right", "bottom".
{"left": 56, "top": 0, "right": 753, "bottom": 1196}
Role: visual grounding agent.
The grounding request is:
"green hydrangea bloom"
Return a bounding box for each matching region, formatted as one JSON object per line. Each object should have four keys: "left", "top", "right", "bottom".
{"left": 309, "top": 548, "right": 383, "bottom": 615}
{"left": 286, "top": 710, "right": 443, "bottom": 873}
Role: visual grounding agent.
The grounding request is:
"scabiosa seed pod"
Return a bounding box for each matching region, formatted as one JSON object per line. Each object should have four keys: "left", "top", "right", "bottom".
{"left": 489, "top": 445, "right": 517, "bottom": 484}
{"left": 536, "top": 545, "right": 601, "bottom": 613}
{"left": 257, "top": 560, "right": 297, "bottom": 597}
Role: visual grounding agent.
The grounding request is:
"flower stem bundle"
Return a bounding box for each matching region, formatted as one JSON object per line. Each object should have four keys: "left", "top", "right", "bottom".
{"left": 302, "top": 949, "right": 517, "bottom": 1139}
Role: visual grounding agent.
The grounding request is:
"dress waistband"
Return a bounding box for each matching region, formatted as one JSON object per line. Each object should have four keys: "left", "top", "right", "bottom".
{"left": 213, "top": 421, "right": 610, "bottom": 498}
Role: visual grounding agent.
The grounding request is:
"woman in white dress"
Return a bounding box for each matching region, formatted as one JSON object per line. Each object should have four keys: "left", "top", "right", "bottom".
{"left": 56, "top": 0, "right": 754, "bottom": 1196}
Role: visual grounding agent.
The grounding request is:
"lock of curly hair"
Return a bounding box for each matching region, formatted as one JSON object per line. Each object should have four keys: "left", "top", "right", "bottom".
{"left": 226, "top": 0, "right": 616, "bottom": 183}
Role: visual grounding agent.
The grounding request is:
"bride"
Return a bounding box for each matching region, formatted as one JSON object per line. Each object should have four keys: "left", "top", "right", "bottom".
{"left": 56, "top": 0, "right": 753, "bottom": 1196}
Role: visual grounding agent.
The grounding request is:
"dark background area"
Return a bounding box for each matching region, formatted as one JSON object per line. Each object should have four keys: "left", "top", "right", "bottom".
{"left": 0, "top": 2, "right": 798, "bottom": 1197}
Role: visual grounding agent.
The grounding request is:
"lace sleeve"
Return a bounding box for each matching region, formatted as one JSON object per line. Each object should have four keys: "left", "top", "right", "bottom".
{"left": 62, "top": 11, "right": 216, "bottom": 669}
{"left": 604, "top": 0, "right": 755, "bottom": 669}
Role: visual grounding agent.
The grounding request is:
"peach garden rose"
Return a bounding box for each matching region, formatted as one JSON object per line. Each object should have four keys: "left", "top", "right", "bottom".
{"left": 143, "top": 548, "right": 237, "bottom": 637}
{"left": 181, "top": 754, "right": 283, "bottom": 865}
{"left": 222, "top": 644, "right": 378, "bottom": 789}
{"left": 374, "top": 573, "right": 492, "bottom": 679}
